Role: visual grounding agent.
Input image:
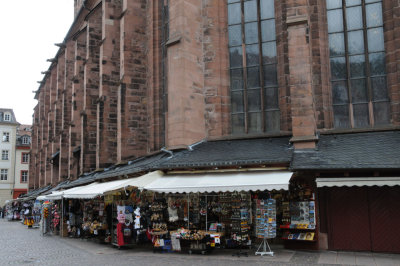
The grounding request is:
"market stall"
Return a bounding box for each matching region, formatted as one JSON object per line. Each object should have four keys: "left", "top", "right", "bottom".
{"left": 141, "top": 171, "right": 295, "bottom": 255}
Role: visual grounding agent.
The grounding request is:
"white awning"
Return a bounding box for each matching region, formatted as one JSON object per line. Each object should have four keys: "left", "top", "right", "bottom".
{"left": 63, "top": 180, "right": 128, "bottom": 199}
{"left": 42, "top": 191, "right": 64, "bottom": 200}
{"left": 104, "top": 171, "right": 164, "bottom": 194}
{"left": 36, "top": 184, "right": 98, "bottom": 200}
{"left": 63, "top": 172, "right": 163, "bottom": 199}
{"left": 143, "top": 171, "right": 292, "bottom": 193}
{"left": 316, "top": 177, "right": 400, "bottom": 188}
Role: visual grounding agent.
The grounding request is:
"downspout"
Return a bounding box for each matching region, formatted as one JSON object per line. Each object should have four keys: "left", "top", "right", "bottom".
{"left": 161, "top": 147, "right": 173, "bottom": 158}
{"left": 12, "top": 127, "right": 17, "bottom": 199}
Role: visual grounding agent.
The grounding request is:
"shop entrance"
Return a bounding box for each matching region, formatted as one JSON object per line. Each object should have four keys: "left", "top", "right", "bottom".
{"left": 326, "top": 186, "right": 400, "bottom": 253}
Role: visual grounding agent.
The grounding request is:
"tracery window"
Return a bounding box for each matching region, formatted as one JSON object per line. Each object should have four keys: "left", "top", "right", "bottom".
{"left": 327, "top": 0, "right": 389, "bottom": 128}
{"left": 228, "top": 0, "right": 280, "bottom": 134}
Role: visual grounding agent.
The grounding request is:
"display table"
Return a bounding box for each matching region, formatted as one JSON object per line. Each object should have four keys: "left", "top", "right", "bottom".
{"left": 169, "top": 229, "right": 224, "bottom": 254}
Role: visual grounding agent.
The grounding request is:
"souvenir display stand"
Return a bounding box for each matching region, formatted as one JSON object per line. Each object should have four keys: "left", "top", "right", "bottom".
{"left": 231, "top": 193, "right": 251, "bottom": 257}
{"left": 109, "top": 190, "right": 152, "bottom": 249}
{"left": 112, "top": 203, "right": 140, "bottom": 248}
{"left": 40, "top": 201, "right": 52, "bottom": 236}
{"left": 280, "top": 179, "right": 318, "bottom": 250}
{"left": 32, "top": 201, "right": 42, "bottom": 228}
{"left": 80, "top": 199, "right": 108, "bottom": 241}
{"left": 254, "top": 199, "right": 276, "bottom": 256}
{"left": 65, "top": 199, "right": 84, "bottom": 238}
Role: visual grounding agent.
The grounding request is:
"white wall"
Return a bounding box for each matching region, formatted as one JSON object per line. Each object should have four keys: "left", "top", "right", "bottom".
{"left": 0, "top": 124, "right": 17, "bottom": 204}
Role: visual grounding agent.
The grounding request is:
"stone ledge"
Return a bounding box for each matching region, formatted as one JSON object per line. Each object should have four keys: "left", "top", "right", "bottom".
{"left": 287, "top": 15, "right": 308, "bottom": 26}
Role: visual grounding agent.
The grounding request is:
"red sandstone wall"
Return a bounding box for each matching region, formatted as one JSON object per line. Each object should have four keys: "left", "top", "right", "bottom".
{"left": 29, "top": 0, "right": 400, "bottom": 189}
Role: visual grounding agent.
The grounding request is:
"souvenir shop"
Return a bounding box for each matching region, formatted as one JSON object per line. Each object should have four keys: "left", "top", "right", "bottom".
{"left": 36, "top": 170, "right": 320, "bottom": 255}
{"left": 104, "top": 170, "right": 319, "bottom": 254}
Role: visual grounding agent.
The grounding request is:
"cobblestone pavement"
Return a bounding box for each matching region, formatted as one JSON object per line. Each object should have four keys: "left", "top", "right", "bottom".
{"left": 1, "top": 219, "right": 400, "bottom": 266}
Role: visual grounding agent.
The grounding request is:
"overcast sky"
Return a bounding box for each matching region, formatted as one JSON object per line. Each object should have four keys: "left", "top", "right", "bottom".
{"left": 0, "top": 1, "right": 73, "bottom": 125}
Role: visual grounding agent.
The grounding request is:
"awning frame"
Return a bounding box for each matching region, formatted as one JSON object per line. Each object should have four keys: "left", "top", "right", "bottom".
{"left": 316, "top": 177, "right": 400, "bottom": 188}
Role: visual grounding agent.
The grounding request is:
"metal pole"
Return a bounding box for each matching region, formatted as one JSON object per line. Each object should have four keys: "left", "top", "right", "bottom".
{"left": 61, "top": 197, "right": 64, "bottom": 238}
{"left": 205, "top": 195, "right": 207, "bottom": 231}
{"left": 187, "top": 194, "right": 190, "bottom": 229}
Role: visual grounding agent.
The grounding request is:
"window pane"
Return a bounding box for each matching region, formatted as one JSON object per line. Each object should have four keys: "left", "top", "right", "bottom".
{"left": 228, "top": 25, "right": 242, "bottom": 47}
{"left": 228, "top": 3, "right": 241, "bottom": 25}
{"left": 261, "top": 19, "right": 276, "bottom": 42}
{"left": 263, "top": 64, "right": 278, "bottom": 86}
{"left": 329, "top": 33, "right": 345, "bottom": 56}
{"left": 332, "top": 81, "right": 349, "bottom": 104}
{"left": 327, "top": 0, "right": 342, "bottom": 10}
{"left": 349, "top": 55, "right": 365, "bottom": 78}
{"left": 346, "top": 0, "right": 361, "bottom": 7}
{"left": 348, "top": 30, "right": 364, "bottom": 54}
{"left": 330, "top": 57, "right": 347, "bottom": 80}
{"left": 246, "top": 44, "right": 260, "bottom": 67}
{"left": 230, "top": 69, "right": 244, "bottom": 91}
{"left": 262, "top": 42, "right": 277, "bottom": 64}
{"left": 366, "top": 3, "right": 383, "bottom": 28}
{"left": 350, "top": 78, "right": 368, "bottom": 103}
{"left": 367, "top": 27, "right": 385, "bottom": 52}
{"left": 228, "top": 0, "right": 240, "bottom": 3}
{"left": 373, "top": 101, "right": 390, "bottom": 125}
{"left": 260, "top": 0, "right": 275, "bottom": 20}
{"left": 232, "top": 114, "right": 245, "bottom": 134}
{"left": 265, "top": 110, "right": 280, "bottom": 132}
{"left": 371, "top": 76, "right": 388, "bottom": 101}
{"left": 245, "top": 22, "right": 259, "bottom": 44}
{"left": 244, "top": 0, "right": 257, "bottom": 22}
{"left": 248, "top": 112, "right": 262, "bottom": 133}
{"left": 346, "top": 6, "right": 363, "bottom": 31}
{"left": 229, "top": 47, "right": 243, "bottom": 68}
{"left": 333, "top": 105, "right": 350, "bottom": 128}
{"left": 247, "top": 89, "right": 262, "bottom": 111}
{"left": 353, "top": 103, "right": 370, "bottom": 127}
{"left": 247, "top": 67, "right": 260, "bottom": 89}
{"left": 369, "top": 52, "right": 385, "bottom": 76}
{"left": 231, "top": 90, "right": 244, "bottom": 113}
{"left": 264, "top": 87, "right": 279, "bottom": 110}
{"left": 327, "top": 9, "right": 344, "bottom": 33}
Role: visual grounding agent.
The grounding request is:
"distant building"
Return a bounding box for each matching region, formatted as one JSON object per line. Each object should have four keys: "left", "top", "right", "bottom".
{"left": 0, "top": 109, "right": 18, "bottom": 206}
{"left": 13, "top": 125, "right": 31, "bottom": 199}
{"left": 0, "top": 109, "right": 30, "bottom": 205}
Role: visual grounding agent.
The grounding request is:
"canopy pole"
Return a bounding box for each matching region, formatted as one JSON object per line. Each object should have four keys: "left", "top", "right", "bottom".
{"left": 205, "top": 195, "right": 207, "bottom": 231}
{"left": 61, "top": 197, "right": 64, "bottom": 238}
{"left": 187, "top": 194, "right": 190, "bottom": 230}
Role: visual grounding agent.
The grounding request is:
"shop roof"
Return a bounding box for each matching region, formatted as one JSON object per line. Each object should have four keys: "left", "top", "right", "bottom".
{"left": 19, "top": 185, "right": 53, "bottom": 200}
{"left": 291, "top": 130, "right": 400, "bottom": 170}
{"left": 61, "top": 152, "right": 170, "bottom": 189}
{"left": 93, "top": 153, "right": 169, "bottom": 181}
{"left": 158, "top": 137, "right": 292, "bottom": 169}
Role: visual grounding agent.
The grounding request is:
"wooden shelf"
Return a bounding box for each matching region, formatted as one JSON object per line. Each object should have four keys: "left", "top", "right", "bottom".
{"left": 282, "top": 238, "right": 317, "bottom": 242}
{"left": 280, "top": 227, "right": 315, "bottom": 231}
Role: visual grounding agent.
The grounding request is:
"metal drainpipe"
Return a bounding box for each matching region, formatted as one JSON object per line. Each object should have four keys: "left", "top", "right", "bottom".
{"left": 12, "top": 127, "right": 17, "bottom": 199}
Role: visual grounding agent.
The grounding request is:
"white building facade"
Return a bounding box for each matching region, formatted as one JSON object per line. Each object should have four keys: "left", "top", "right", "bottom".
{"left": 0, "top": 109, "right": 18, "bottom": 206}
